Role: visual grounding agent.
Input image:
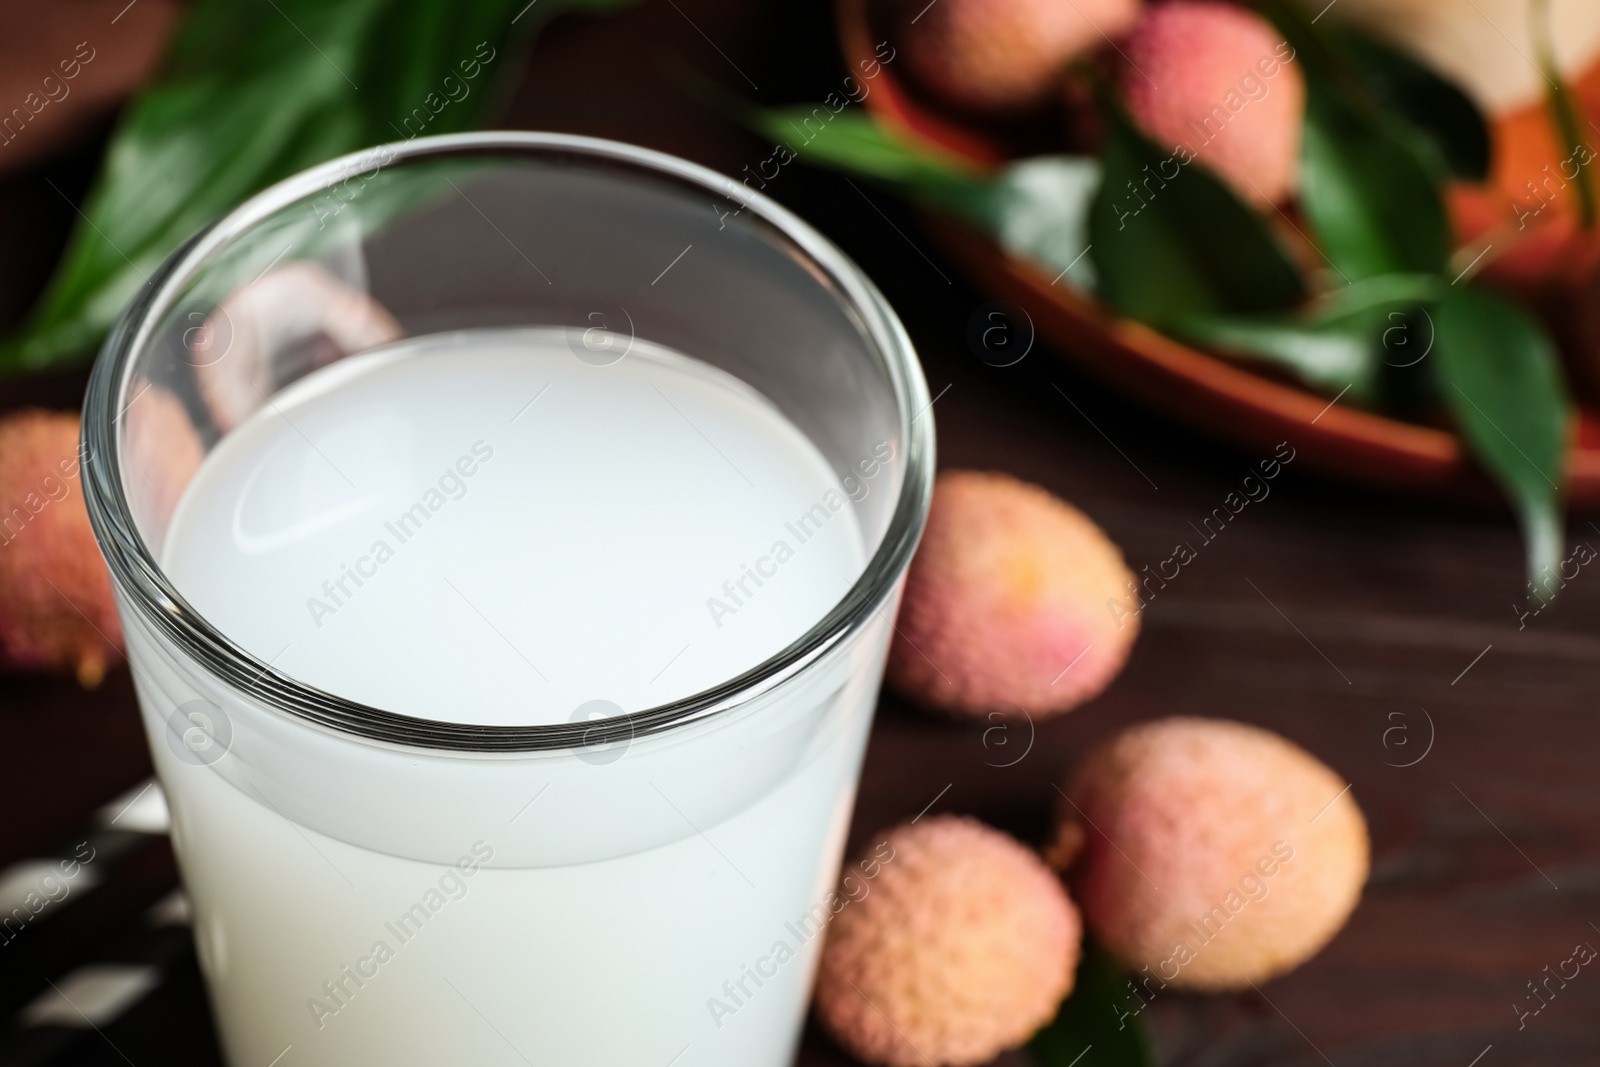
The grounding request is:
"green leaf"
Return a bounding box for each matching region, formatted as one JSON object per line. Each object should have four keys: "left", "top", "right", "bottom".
{"left": 757, "top": 105, "right": 1304, "bottom": 314}
{"left": 985, "top": 157, "right": 1102, "bottom": 292}
{"left": 1300, "top": 92, "right": 1450, "bottom": 282}
{"left": 1088, "top": 109, "right": 1306, "bottom": 326}
{"left": 751, "top": 108, "right": 988, "bottom": 207}
{"left": 754, "top": 106, "right": 1301, "bottom": 311}
{"left": 1433, "top": 287, "right": 1570, "bottom": 585}
{"left": 1028, "top": 942, "right": 1153, "bottom": 1067}
{"left": 1252, "top": 0, "right": 1329, "bottom": 70}
{"left": 1258, "top": 0, "right": 1457, "bottom": 279}
{"left": 749, "top": 110, "right": 1105, "bottom": 289}
{"left": 1180, "top": 316, "right": 1379, "bottom": 399}
{"left": 1178, "top": 272, "right": 1445, "bottom": 400}
{"left": 1338, "top": 31, "right": 1490, "bottom": 181}
{"left": 1, "top": 0, "right": 638, "bottom": 374}
{"left": 1256, "top": 0, "right": 1487, "bottom": 184}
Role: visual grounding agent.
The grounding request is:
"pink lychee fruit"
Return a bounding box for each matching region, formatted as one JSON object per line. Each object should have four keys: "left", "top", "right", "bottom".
{"left": 887, "top": 470, "right": 1138, "bottom": 718}
{"left": 902, "top": 0, "right": 1142, "bottom": 112}
{"left": 815, "top": 815, "right": 1081, "bottom": 1067}
{"left": 1120, "top": 1, "right": 1305, "bottom": 204}
{"left": 1048, "top": 717, "right": 1369, "bottom": 990}
{"left": 0, "top": 410, "right": 123, "bottom": 686}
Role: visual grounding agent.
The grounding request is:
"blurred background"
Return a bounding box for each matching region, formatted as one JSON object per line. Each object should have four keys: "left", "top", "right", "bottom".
{"left": 2, "top": 0, "right": 1599, "bottom": 1064}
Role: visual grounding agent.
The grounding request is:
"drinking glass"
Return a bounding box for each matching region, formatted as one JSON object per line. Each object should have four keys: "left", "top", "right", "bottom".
{"left": 81, "top": 132, "right": 934, "bottom": 1066}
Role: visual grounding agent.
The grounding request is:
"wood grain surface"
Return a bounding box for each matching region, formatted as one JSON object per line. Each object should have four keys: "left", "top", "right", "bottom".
{"left": 1, "top": 1, "right": 1596, "bottom": 1064}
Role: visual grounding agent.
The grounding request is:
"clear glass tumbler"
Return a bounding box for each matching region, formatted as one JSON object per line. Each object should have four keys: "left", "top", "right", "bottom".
{"left": 81, "top": 133, "right": 933, "bottom": 1066}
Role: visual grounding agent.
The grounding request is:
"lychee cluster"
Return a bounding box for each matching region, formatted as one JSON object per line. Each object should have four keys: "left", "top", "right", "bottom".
{"left": 850, "top": 458, "right": 1368, "bottom": 1059}
{"left": 897, "top": 0, "right": 1307, "bottom": 208}
{"left": 0, "top": 409, "right": 123, "bottom": 686}
{"left": 811, "top": 722, "right": 1369, "bottom": 1066}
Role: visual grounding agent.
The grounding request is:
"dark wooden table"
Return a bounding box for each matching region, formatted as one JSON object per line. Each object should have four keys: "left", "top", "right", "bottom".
{"left": 3, "top": 1, "right": 1598, "bottom": 1065}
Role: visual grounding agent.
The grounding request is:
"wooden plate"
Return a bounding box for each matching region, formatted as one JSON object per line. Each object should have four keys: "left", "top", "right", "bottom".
{"left": 837, "top": 0, "right": 1600, "bottom": 505}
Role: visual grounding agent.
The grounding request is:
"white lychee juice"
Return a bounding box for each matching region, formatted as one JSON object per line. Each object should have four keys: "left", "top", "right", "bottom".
{"left": 148, "top": 328, "right": 892, "bottom": 1066}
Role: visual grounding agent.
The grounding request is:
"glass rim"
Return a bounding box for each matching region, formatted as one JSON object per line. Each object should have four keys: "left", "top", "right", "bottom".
{"left": 81, "top": 131, "right": 936, "bottom": 755}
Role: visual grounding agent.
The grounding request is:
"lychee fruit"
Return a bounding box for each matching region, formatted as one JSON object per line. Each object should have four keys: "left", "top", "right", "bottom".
{"left": 887, "top": 470, "right": 1138, "bottom": 718}
{"left": 902, "top": 0, "right": 1142, "bottom": 113}
{"left": 1120, "top": 1, "right": 1305, "bottom": 204}
{"left": 815, "top": 815, "right": 1081, "bottom": 1067}
{"left": 1048, "top": 717, "right": 1369, "bottom": 990}
{"left": 0, "top": 409, "right": 123, "bottom": 685}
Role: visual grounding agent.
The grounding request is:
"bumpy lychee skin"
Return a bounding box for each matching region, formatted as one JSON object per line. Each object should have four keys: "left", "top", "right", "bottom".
{"left": 0, "top": 410, "right": 123, "bottom": 686}
{"left": 887, "top": 471, "right": 1138, "bottom": 718}
{"left": 1049, "top": 718, "right": 1369, "bottom": 990}
{"left": 816, "top": 816, "right": 1081, "bottom": 1067}
{"left": 1120, "top": 1, "right": 1305, "bottom": 204}
{"left": 903, "top": 0, "right": 1142, "bottom": 112}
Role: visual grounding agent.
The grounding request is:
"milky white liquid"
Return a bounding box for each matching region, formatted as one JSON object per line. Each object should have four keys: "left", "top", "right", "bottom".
{"left": 146, "top": 329, "right": 893, "bottom": 1066}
